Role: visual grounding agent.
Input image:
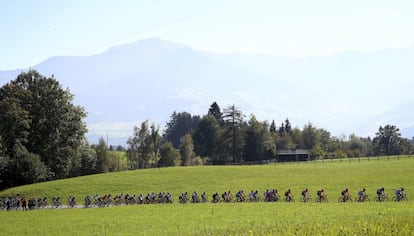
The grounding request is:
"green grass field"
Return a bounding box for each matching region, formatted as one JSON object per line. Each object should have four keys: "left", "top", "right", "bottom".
{"left": 1, "top": 157, "right": 413, "bottom": 235}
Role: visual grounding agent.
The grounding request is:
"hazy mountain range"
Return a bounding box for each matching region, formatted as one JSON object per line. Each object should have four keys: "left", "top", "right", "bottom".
{"left": 1, "top": 38, "right": 413, "bottom": 146}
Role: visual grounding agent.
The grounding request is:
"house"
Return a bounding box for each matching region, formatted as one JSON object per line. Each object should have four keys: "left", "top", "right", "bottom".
{"left": 276, "top": 149, "right": 311, "bottom": 162}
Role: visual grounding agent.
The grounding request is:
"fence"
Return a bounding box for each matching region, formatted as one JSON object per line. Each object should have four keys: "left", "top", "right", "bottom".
{"left": 282, "top": 154, "right": 413, "bottom": 165}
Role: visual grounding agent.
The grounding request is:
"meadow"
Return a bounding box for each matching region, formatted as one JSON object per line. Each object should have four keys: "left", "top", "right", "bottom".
{"left": 1, "top": 157, "right": 413, "bottom": 235}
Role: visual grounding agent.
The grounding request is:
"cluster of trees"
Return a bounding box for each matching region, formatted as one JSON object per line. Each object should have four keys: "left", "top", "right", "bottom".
{"left": 0, "top": 71, "right": 126, "bottom": 189}
{"left": 126, "top": 103, "right": 414, "bottom": 168}
{"left": 1, "top": 71, "right": 413, "bottom": 189}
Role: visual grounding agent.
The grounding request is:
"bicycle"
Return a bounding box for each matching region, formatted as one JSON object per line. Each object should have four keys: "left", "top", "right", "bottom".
{"left": 392, "top": 193, "right": 408, "bottom": 202}
{"left": 374, "top": 194, "right": 389, "bottom": 202}
{"left": 338, "top": 195, "right": 353, "bottom": 203}
{"left": 285, "top": 196, "right": 294, "bottom": 202}
{"left": 300, "top": 195, "right": 313, "bottom": 203}
{"left": 315, "top": 195, "right": 328, "bottom": 203}
{"left": 355, "top": 194, "right": 370, "bottom": 202}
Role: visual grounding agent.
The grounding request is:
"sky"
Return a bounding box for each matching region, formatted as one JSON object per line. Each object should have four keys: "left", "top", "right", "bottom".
{"left": 1, "top": 0, "right": 414, "bottom": 70}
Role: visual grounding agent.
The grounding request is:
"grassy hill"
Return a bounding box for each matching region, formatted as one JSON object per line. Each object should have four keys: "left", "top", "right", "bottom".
{"left": 1, "top": 157, "right": 413, "bottom": 200}
{"left": 1, "top": 157, "right": 413, "bottom": 235}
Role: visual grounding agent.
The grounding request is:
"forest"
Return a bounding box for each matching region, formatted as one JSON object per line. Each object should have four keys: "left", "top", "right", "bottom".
{"left": 1, "top": 70, "right": 413, "bottom": 189}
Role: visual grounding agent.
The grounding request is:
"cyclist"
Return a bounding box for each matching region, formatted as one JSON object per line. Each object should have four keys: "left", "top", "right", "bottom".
{"left": 317, "top": 189, "right": 325, "bottom": 201}
{"left": 212, "top": 192, "right": 219, "bottom": 203}
{"left": 395, "top": 187, "right": 404, "bottom": 201}
{"left": 272, "top": 189, "right": 280, "bottom": 201}
{"left": 201, "top": 192, "right": 207, "bottom": 203}
{"left": 301, "top": 188, "right": 310, "bottom": 202}
{"left": 376, "top": 187, "right": 385, "bottom": 201}
{"left": 191, "top": 191, "right": 199, "bottom": 203}
{"left": 285, "top": 189, "right": 292, "bottom": 202}
{"left": 236, "top": 190, "right": 245, "bottom": 202}
{"left": 358, "top": 188, "right": 367, "bottom": 202}
{"left": 341, "top": 188, "right": 350, "bottom": 202}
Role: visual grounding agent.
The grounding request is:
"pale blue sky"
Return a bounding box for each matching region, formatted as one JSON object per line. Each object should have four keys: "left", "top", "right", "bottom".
{"left": 1, "top": 0, "right": 414, "bottom": 70}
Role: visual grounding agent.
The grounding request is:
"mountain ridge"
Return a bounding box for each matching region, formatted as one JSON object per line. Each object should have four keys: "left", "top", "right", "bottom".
{"left": 1, "top": 38, "right": 413, "bottom": 145}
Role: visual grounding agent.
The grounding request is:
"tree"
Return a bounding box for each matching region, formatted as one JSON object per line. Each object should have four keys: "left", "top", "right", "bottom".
{"left": 0, "top": 151, "right": 48, "bottom": 188}
{"left": 244, "top": 115, "right": 275, "bottom": 162}
{"left": 105, "top": 151, "right": 128, "bottom": 172}
{"left": 95, "top": 137, "right": 109, "bottom": 173}
{"left": 158, "top": 142, "right": 180, "bottom": 167}
{"left": 163, "top": 111, "right": 200, "bottom": 148}
{"left": 284, "top": 118, "right": 292, "bottom": 134}
{"left": 222, "top": 105, "right": 245, "bottom": 162}
{"left": 0, "top": 70, "right": 87, "bottom": 182}
{"left": 0, "top": 83, "right": 31, "bottom": 159}
{"left": 179, "top": 133, "right": 195, "bottom": 166}
{"left": 269, "top": 120, "right": 277, "bottom": 133}
{"left": 302, "top": 123, "right": 320, "bottom": 150}
{"left": 72, "top": 142, "right": 98, "bottom": 176}
{"left": 208, "top": 102, "right": 223, "bottom": 124}
{"left": 193, "top": 114, "right": 220, "bottom": 158}
{"left": 373, "top": 125, "right": 402, "bottom": 156}
{"left": 127, "top": 121, "right": 151, "bottom": 169}
{"left": 148, "top": 124, "right": 161, "bottom": 167}
{"left": 290, "top": 128, "right": 304, "bottom": 149}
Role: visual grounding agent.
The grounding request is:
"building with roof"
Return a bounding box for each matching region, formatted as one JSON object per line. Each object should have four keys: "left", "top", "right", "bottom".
{"left": 276, "top": 149, "right": 311, "bottom": 162}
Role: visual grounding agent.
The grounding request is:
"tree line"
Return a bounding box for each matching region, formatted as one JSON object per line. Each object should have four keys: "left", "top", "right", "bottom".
{"left": 1, "top": 71, "right": 413, "bottom": 189}
{"left": 127, "top": 103, "right": 413, "bottom": 168}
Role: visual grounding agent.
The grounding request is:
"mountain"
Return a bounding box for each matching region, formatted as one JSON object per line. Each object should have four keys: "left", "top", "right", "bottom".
{"left": 1, "top": 38, "right": 413, "bottom": 145}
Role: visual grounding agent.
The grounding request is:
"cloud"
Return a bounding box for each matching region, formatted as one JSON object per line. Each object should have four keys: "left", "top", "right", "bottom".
{"left": 88, "top": 121, "right": 142, "bottom": 138}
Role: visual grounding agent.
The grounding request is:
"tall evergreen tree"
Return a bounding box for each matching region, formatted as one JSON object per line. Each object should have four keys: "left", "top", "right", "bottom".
{"left": 222, "top": 105, "right": 244, "bottom": 162}
{"left": 163, "top": 111, "right": 200, "bottom": 148}
{"left": 208, "top": 102, "right": 223, "bottom": 124}
{"left": 269, "top": 120, "right": 277, "bottom": 133}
